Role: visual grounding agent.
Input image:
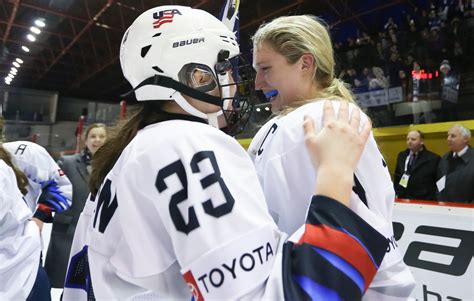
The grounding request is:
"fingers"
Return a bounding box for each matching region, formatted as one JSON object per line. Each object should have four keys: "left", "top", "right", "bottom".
{"left": 303, "top": 115, "right": 316, "bottom": 142}
{"left": 338, "top": 101, "right": 349, "bottom": 122}
{"left": 360, "top": 118, "right": 372, "bottom": 146}
{"left": 322, "top": 101, "right": 336, "bottom": 127}
{"left": 349, "top": 104, "right": 361, "bottom": 129}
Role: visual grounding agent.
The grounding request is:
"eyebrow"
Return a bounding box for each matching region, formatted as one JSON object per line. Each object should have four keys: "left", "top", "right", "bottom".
{"left": 254, "top": 61, "right": 269, "bottom": 67}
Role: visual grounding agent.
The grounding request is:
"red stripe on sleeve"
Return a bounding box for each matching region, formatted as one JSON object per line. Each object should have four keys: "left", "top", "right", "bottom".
{"left": 37, "top": 203, "right": 52, "bottom": 215}
{"left": 298, "top": 223, "right": 379, "bottom": 290}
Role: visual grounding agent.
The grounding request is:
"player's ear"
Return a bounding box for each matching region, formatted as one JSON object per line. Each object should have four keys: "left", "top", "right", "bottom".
{"left": 300, "top": 53, "right": 315, "bottom": 71}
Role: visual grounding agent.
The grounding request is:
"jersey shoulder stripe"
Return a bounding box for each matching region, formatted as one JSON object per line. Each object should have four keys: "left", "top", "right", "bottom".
{"left": 282, "top": 195, "right": 388, "bottom": 301}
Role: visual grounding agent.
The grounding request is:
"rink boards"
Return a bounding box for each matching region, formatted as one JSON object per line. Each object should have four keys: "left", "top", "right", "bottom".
{"left": 393, "top": 199, "right": 473, "bottom": 300}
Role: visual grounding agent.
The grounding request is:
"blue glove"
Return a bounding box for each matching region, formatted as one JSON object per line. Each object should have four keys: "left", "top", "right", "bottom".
{"left": 38, "top": 179, "right": 72, "bottom": 212}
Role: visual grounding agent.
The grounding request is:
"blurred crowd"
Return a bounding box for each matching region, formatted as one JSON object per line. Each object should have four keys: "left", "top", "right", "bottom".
{"left": 334, "top": 1, "right": 474, "bottom": 126}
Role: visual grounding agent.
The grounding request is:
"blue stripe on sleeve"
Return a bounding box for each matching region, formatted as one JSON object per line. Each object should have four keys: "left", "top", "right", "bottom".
{"left": 311, "top": 247, "right": 365, "bottom": 294}
{"left": 293, "top": 275, "right": 343, "bottom": 301}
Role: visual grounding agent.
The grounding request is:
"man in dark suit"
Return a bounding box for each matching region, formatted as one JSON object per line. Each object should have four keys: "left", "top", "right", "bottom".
{"left": 437, "top": 124, "right": 474, "bottom": 203}
{"left": 394, "top": 130, "right": 440, "bottom": 200}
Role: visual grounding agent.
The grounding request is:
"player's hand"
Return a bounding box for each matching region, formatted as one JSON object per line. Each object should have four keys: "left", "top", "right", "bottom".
{"left": 304, "top": 101, "right": 371, "bottom": 172}
{"left": 304, "top": 101, "right": 371, "bottom": 206}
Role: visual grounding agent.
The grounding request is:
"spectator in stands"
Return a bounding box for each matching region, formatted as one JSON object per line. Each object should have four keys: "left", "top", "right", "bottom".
{"left": 437, "top": 124, "right": 474, "bottom": 203}
{"left": 438, "top": 1, "right": 450, "bottom": 21}
{"left": 341, "top": 68, "right": 358, "bottom": 88}
{"left": 429, "top": 28, "right": 443, "bottom": 63}
{"left": 388, "top": 28, "right": 398, "bottom": 45}
{"left": 387, "top": 52, "right": 405, "bottom": 86}
{"left": 402, "top": 12, "right": 415, "bottom": 30}
{"left": 394, "top": 130, "right": 440, "bottom": 200}
{"left": 399, "top": 69, "right": 412, "bottom": 101}
{"left": 407, "top": 22, "right": 419, "bottom": 50}
{"left": 439, "top": 59, "right": 460, "bottom": 121}
{"left": 417, "top": 9, "right": 430, "bottom": 29}
{"left": 375, "top": 41, "right": 385, "bottom": 62}
{"left": 385, "top": 17, "right": 398, "bottom": 31}
{"left": 429, "top": 9, "right": 441, "bottom": 31}
{"left": 411, "top": 61, "right": 433, "bottom": 123}
{"left": 45, "top": 123, "right": 107, "bottom": 288}
{"left": 452, "top": 41, "right": 464, "bottom": 67}
{"left": 356, "top": 67, "right": 371, "bottom": 91}
{"left": 369, "top": 66, "right": 389, "bottom": 90}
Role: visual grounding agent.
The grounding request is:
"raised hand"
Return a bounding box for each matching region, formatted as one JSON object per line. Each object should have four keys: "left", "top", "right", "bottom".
{"left": 303, "top": 101, "right": 372, "bottom": 206}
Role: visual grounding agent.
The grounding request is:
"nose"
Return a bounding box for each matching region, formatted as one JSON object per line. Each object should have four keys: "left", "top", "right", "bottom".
{"left": 254, "top": 70, "right": 265, "bottom": 90}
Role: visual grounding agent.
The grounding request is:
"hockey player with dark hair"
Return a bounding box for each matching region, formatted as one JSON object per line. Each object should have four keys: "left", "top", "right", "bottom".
{"left": 63, "top": 6, "right": 388, "bottom": 300}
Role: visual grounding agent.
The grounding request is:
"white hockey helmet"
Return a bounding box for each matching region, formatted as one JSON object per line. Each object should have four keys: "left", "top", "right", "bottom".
{"left": 120, "top": 5, "right": 255, "bottom": 133}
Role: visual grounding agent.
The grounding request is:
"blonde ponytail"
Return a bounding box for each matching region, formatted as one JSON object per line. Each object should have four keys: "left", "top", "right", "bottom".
{"left": 280, "top": 78, "right": 357, "bottom": 115}
{"left": 318, "top": 78, "right": 355, "bottom": 103}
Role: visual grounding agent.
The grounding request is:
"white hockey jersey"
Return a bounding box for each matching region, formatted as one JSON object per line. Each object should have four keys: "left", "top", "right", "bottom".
{"left": 249, "top": 101, "right": 416, "bottom": 300}
{"left": 64, "top": 117, "right": 390, "bottom": 301}
{"left": 0, "top": 160, "right": 41, "bottom": 300}
{"left": 3, "top": 141, "right": 72, "bottom": 214}
{"left": 66, "top": 119, "right": 281, "bottom": 300}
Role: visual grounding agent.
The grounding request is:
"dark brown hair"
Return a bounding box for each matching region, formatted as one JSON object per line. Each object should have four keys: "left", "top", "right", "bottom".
{"left": 0, "top": 145, "right": 29, "bottom": 195}
{"left": 89, "top": 101, "right": 169, "bottom": 194}
{"left": 84, "top": 123, "right": 107, "bottom": 140}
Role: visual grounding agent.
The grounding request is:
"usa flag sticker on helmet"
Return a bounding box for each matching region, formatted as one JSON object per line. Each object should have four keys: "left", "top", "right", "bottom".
{"left": 153, "top": 9, "right": 182, "bottom": 29}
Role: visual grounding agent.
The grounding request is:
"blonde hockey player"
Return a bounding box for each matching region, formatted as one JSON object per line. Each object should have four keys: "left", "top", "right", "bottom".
{"left": 249, "top": 15, "right": 416, "bottom": 300}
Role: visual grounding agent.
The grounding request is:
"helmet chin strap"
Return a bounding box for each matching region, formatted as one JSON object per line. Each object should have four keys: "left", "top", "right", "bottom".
{"left": 208, "top": 74, "right": 233, "bottom": 128}
{"left": 173, "top": 92, "right": 208, "bottom": 119}
{"left": 174, "top": 92, "right": 224, "bottom": 129}
{"left": 206, "top": 111, "right": 220, "bottom": 128}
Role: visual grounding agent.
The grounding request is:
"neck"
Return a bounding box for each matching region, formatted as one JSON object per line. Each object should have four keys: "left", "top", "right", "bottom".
{"left": 161, "top": 101, "right": 189, "bottom": 115}
{"left": 301, "top": 81, "right": 323, "bottom": 102}
{"left": 412, "top": 146, "right": 423, "bottom": 154}
{"left": 453, "top": 145, "right": 468, "bottom": 153}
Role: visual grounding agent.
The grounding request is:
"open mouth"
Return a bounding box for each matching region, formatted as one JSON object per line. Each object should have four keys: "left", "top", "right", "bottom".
{"left": 265, "top": 90, "right": 278, "bottom": 102}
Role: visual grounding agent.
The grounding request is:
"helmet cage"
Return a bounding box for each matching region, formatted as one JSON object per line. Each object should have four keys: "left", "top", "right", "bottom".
{"left": 215, "top": 54, "right": 258, "bottom": 136}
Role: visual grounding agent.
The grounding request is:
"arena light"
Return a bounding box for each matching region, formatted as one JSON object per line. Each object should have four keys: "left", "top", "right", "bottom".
{"left": 30, "top": 26, "right": 41, "bottom": 35}
{"left": 5, "top": 80, "right": 11, "bottom": 85}
{"left": 7, "top": 74, "right": 14, "bottom": 79}
{"left": 10, "top": 68, "right": 17, "bottom": 74}
{"left": 15, "top": 58, "right": 24, "bottom": 64}
{"left": 22, "top": 45, "right": 30, "bottom": 52}
{"left": 26, "top": 34, "right": 36, "bottom": 42}
{"left": 12, "top": 62, "right": 20, "bottom": 68}
{"left": 35, "top": 19, "right": 46, "bottom": 28}
{"left": 9, "top": 71, "right": 16, "bottom": 76}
